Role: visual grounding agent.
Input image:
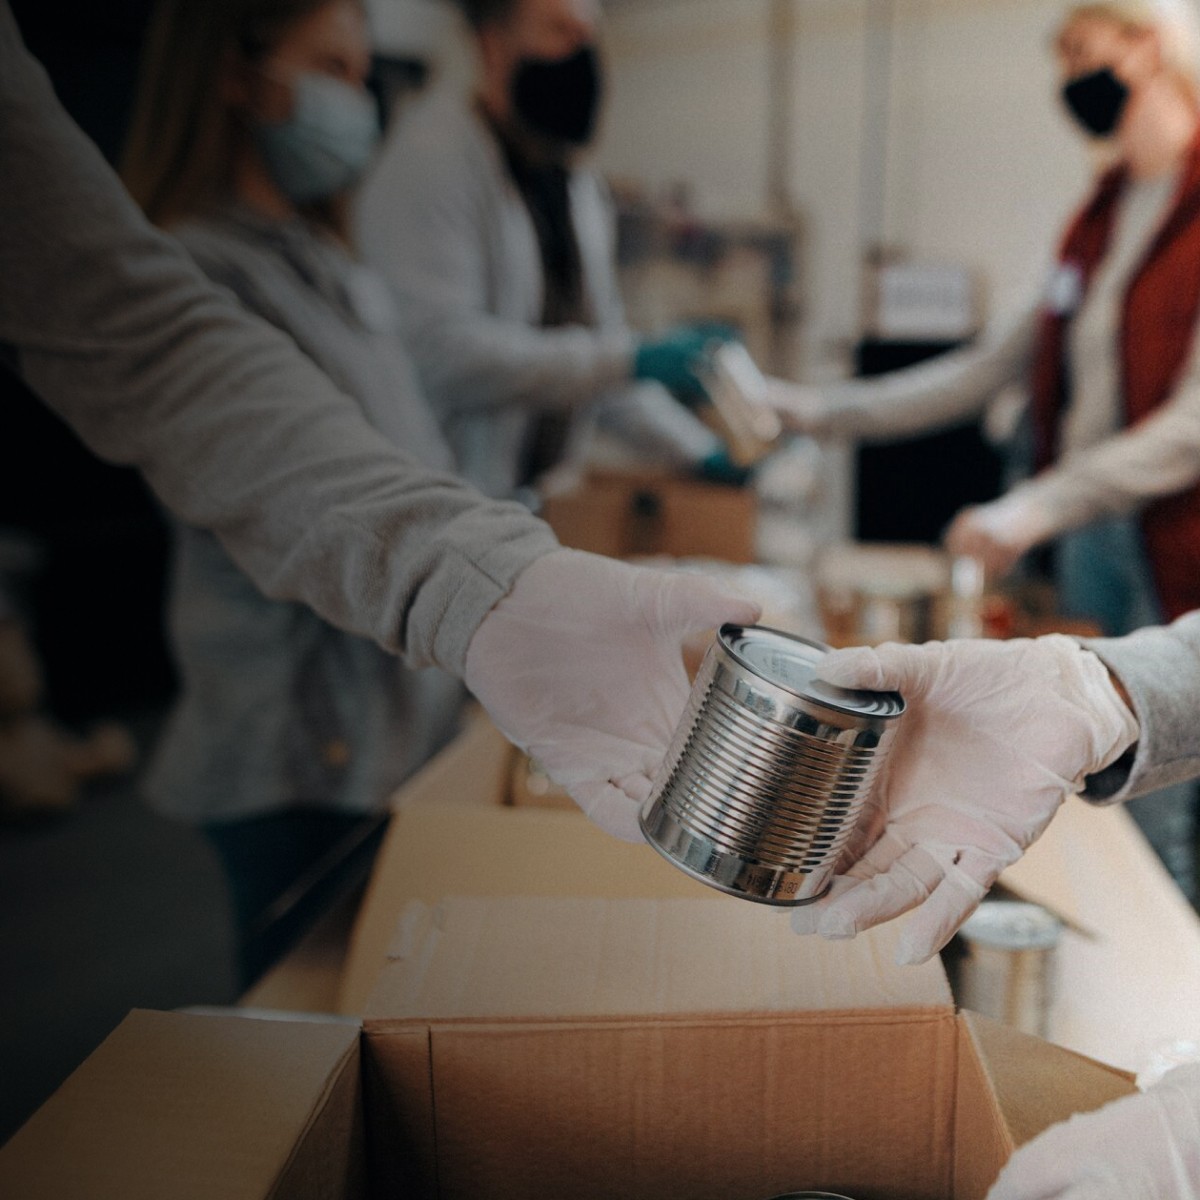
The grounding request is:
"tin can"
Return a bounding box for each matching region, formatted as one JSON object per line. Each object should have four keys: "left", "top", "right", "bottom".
{"left": 957, "top": 900, "right": 1063, "bottom": 1038}
{"left": 697, "top": 341, "right": 783, "bottom": 468}
{"left": 760, "top": 1192, "right": 860, "bottom": 1199}
{"left": 640, "top": 625, "right": 904, "bottom": 906}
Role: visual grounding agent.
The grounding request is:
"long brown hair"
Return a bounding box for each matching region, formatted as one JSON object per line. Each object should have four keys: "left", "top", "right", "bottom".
{"left": 121, "top": 0, "right": 347, "bottom": 230}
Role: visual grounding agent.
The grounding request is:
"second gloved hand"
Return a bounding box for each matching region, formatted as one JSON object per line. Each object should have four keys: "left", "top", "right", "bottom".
{"left": 943, "top": 491, "right": 1057, "bottom": 579}
{"left": 987, "top": 1064, "right": 1200, "bottom": 1199}
{"left": 791, "top": 635, "right": 1138, "bottom": 964}
{"left": 463, "top": 549, "right": 761, "bottom": 841}
{"left": 633, "top": 326, "right": 718, "bottom": 403}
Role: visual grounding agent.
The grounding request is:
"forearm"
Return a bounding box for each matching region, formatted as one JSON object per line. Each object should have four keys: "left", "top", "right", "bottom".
{"left": 1016, "top": 395, "right": 1200, "bottom": 535}
{"left": 818, "top": 310, "right": 1036, "bottom": 441}
{"left": 0, "top": 4, "right": 558, "bottom": 673}
{"left": 1082, "top": 612, "right": 1200, "bottom": 802}
{"left": 401, "top": 301, "right": 635, "bottom": 414}
{"left": 595, "top": 383, "right": 719, "bottom": 466}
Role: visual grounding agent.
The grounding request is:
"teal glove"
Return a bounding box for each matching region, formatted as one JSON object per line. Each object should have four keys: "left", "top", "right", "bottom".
{"left": 633, "top": 327, "right": 715, "bottom": 403}
{"left": 695, "top": 449, "right": 753, "bottom": 488}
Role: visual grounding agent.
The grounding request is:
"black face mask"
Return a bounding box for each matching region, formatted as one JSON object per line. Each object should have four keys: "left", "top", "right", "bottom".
{"left": 1062, "top": 66, "right": 1130, "bottom": 137}
{"left": 511, "top": 43, "right": 603, "bottom": 146}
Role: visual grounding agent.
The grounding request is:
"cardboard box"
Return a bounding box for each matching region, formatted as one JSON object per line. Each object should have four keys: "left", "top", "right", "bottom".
{"left": 338, "top": 711, "right": 733, "bottom": 1014}
{"left": 0, "top": 898, "right": 1136, "bottom": 1200}
{"left": 1000, "top": 794, "right": 1200, "bottom": 1072}
{"left": 0, "top": 1009, "right": 364, "bottom": 1200}
{"left": 337, "top": 799, "right": 729, "bottom": 1015}
{"left": 540, "top": 465, "right": 757, "bottom": 563}
{"left": 360, "top": 896, "right": 1133, "bottom": 1200}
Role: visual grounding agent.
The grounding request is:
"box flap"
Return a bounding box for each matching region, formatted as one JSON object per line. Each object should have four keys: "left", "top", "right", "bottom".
{"left": 339, "top": 802, "right": 728, "bottom": 1015}
{"left": 962, "top": 1010, "right": 1136, "bottom": 1148}
{"left": 0, "top": 1010, "right": 364, "bottom": 1200}
{"left": 1000, "top": 795, "right": 1200, "bottom": 1070}
{"left": 365, "top": 896, "right": 952, "bottom": 1024}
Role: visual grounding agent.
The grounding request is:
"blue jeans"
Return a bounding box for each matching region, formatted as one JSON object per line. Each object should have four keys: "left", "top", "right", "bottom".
{"left": 1058, "top": 518, "right": 1197, "bottom": 901}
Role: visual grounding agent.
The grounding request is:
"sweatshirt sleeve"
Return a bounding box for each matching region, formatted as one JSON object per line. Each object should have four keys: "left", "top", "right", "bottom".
{"left": 815, "top": 307, "right": 1038, "bottom": 442}
{"left": 0, "top": 2, "right": 558, "bottom": 675}
{"left": 1010, "top": 330, "right": 1200, "bottom": 535}
{"left": 354, "top": 95, "right": 635, "bottom": 415}
{"left": 1081, "top": 613, "right": 1200, "bottom": 802}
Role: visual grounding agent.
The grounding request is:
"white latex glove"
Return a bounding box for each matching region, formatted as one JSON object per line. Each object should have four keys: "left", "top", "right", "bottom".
{"left": 943, "top": 491, "right": 1057, "bottom": 579}
{"left": 988, "top": 1064, "right": 1200, "bottom": 1200}
{"left": 791, "top": 636, "right": 1138, "bottom": 964}
{"left": 463, "top": 549, "right": 762, "bottom": 841}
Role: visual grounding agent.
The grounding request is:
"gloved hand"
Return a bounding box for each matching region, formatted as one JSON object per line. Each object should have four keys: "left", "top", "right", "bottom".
{"left": 988, "top": 1064, "right": 1200, "bottom": 1199}
{"left": 764, "top": 378, "right": 837, "bottom": 437}
{"left": 943, "top": 491, "right": 1057, "bottom": 579}
{"left": 633, "top": 326, "right": 718, "bottom": 403}
{"left": 791, "top": 635, "right": 1139, "bottom": 964}
{"left": 463, "top": 549, "right": 761, "bottom": 841}
{"left": 694, "top": 448, "right": 754, "bottom": 488}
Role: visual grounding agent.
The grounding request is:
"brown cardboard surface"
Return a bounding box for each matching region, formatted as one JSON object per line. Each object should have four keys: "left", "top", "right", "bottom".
{"left": 364, "top": 897, "right": 957, "bottom": 1200}
{"left": 0, "top": 1010, "right": 364, "bottom": 1200}
{"left": 367, "top": 897, "right": 951, "bottom": 1021}
{"left": 960, "top": 1011, "right": 1134, "bottom": 1149}
{"left": 952, "top": 1013, "right": 1137, "bottom": 1200}
{"left": 1000, "top": 795, "right": 1200, "bottom": 1070}
{"left": 418, "top": 1014, "right": 958, "bottom": 1200}
{"left": 540, "top": 465, "right": 758, "bottom": 563}
{"left": 338, "top": 803, "right": 732, "bottom": 1016}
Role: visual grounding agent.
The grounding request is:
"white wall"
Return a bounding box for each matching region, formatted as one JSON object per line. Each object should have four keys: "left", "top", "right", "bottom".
{"left": 367, "top": 0, "right": 1097, "bottom": 372}
{"left": 596, "top": 0, "right": 1094, "bottom": 373}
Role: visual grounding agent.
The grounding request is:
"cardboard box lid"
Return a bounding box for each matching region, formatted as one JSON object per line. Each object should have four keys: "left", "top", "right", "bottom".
{"left": 1000, "top": 794, "right": 1200, "bottom": 1071}
{"left": 365, "top": 896, "right": 951, "bottom": 1024}
{"left": 339, "top": 802, "right": 731, "bottom": 1015}
{"left": 0, "top": 1010, "right": 364, "bottom": 1200}
{"left": 959, "top": 1010, "right": 1135, "bottom": 1150}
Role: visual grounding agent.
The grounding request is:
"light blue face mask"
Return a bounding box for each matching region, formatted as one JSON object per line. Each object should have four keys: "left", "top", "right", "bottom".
{"left": 253, "top": 71, "right": 380, "bottom": 204}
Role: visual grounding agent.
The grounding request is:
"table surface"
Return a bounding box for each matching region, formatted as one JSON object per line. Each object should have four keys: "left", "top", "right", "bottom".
{"left": 1001, "top": 795, "right": 1200, "bottom": 1076}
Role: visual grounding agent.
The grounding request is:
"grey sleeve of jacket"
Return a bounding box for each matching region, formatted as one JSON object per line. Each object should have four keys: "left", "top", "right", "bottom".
{"left": 0, "top": 4, "right": 558, "bottom": 674}
{"left": 355, "top": 102, "right": 634, "bottom": 415}
{"left": 1081, "top": 613, "right": 1200, "bottom": 802}
{"left": 816, "top": 308, "right": 1038, "bottom": 442}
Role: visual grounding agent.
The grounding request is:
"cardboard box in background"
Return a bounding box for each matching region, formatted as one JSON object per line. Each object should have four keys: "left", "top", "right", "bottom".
{"left": 362, "top": 897, "right": 1134, "bottom": 1200}
{"left": 540, "top": 464, "right": 757, "bottom": 563}
{"left": 0, "top": 898, "right": 1136, "bottom": 1200}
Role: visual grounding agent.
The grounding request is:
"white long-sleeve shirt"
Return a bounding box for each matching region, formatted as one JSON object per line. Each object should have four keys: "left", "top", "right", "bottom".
{"left": 355, "top": 86, "right": 717, "bottom": 499}
{"left": 814, "top": 173, "right": 1200, "bottom": 539}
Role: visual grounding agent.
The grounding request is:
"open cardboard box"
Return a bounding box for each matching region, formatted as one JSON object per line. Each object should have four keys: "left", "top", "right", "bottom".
{"left": 0, "top": 896, "right": 1134, "bottom": 1200}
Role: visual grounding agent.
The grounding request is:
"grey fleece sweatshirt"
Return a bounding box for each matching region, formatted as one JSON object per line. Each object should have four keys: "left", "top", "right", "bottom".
{"left": 0, "top": 2, "right": 558, "bottom": 676}
{"left": 1085, "top": 614, "right": 1200, "bottom": 803}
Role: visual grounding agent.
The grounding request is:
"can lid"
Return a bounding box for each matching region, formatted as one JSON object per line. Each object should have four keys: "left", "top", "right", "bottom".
{"left": 959, "top": 900, "right": 1063, "bottom": 950}
{"left": 719, "top": 625, "right": 904, "bottom": 719}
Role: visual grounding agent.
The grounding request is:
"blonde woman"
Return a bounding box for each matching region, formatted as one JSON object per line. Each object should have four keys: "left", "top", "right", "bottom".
{"left": 775, "top": 0, "right": 1200, "bottom": 900}
{"left": 122, "top": 0, "right": 465, "bottom": 985}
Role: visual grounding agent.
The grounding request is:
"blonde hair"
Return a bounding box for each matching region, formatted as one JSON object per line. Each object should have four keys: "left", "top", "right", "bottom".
{"left": 121, "top": 0, "right": 353, "bottom": 232}
{"left": 1059, "top": 1, "right": 1200, "bottom": 99}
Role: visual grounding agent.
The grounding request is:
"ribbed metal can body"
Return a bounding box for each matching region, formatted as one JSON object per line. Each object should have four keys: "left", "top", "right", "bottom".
{"left": 641, "top": 625, "right": 904, "bottom": 906}
{"left": 760, "top": 1193, "right": 861, "bottom": 1199}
